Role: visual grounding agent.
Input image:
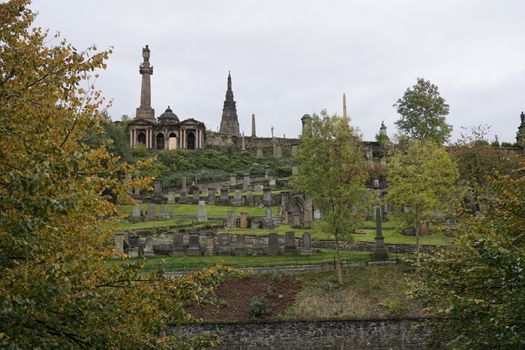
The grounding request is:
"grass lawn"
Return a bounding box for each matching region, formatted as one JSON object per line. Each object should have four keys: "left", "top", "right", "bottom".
{"left": 116, "top": 219, "right": 223, "bottom": 231}
{"left": 118, "top": 249, "right": 375, "bottom": 272}
{"left": 120, "top": 204, "right": 278, "bottom": 217}
{"left": 280, "top": 264, "right": 423, "bottom": 320}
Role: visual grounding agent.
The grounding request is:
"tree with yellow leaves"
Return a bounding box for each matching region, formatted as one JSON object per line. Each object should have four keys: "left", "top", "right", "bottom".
{"left": 0, "top": 1, "right": 228, "bottom": 348}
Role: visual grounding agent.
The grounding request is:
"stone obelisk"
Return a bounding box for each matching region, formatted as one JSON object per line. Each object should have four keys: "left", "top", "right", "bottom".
{"left": 136, "top": 45, "right": 155, "bottom": 120}
{"left": 343, "top": 93, "right": 348, "bottom": 118}
{"left": 251, "top": 113, "right": 256, "bottom": 137}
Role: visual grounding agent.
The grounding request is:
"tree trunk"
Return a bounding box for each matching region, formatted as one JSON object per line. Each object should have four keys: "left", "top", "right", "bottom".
{"left": 415, "top": 220, "right": 421, "bottom": 266}
{"left": 334, "top": 231, "right": 343, "bottom": 285}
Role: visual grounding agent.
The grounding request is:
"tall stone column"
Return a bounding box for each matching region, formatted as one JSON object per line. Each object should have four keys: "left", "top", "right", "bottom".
{"left": 251, "top": 113, "right": 256, "bottom": 137}
{"left": 135, "top": 45, "right": 155, "bottom": 120}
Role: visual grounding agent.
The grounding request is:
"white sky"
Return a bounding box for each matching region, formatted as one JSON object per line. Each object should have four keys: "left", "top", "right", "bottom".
{"left": 32, "top": 0, "right": 525, "bottom": 142}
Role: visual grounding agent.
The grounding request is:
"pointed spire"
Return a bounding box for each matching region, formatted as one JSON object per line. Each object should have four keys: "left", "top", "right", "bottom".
{"left": 219, "top": 71, "right": 240, "bottom": 136}
{"left": 343, "top": 93, "right": 348, "bottom": 117}
{"left": 227, "top": 70, "right": 232, "bottom": 90}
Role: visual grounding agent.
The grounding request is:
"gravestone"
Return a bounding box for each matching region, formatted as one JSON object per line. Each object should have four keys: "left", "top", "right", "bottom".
{"left": 291, "top": 145, "right": 299, "bottom": 157}
{"left": 373, "top": 206, "right": 389, "bottom": 261}
{"left": 314, "top": 209, "right": 322, "bottom": 220}
{"left": 220, "top": 187, "right": 229, "bottom": 204}
{"left": 198, "top": 201, "right": 208, "bottom": 222}
{"left": 230, "top": 176, "right": 236, "bottom": 186}
{"left": 242, "top": 175, "right": 251, "bottom": 191}
{"left": 292, "top": 165, "right": 299, "bottom": 175}
{"left": 256, "top": 148, "right": 263, "bottom": 158}
{"left": 192, "top": 187, "right": 200, "bottom": 204}
{"left": 146, "top": 203, "right": 156, "bottom": 220}
{"left": 232, "top": 190, "right": 242, "bottom": 206}
{"left": 153, "top": 180, "right": 162, "bottom": 196}
{"left": 263, "top": 186, "right": 272, "bottom": 206}
{"left": 274, "top": 145, "right": 282, "bottom": 158}
{"left": 128, "top": 234, "right": 139, "bottom": 258}
{"left": 239, "top": 212, "right": 248, "bottom": 228}
{"left": 264, "top": 167, "right": 270, "bottom": 179}
{"left": 226, "top": 211, "right": 237, "bottom": 229}
{"left": 143, "top": 235, "right": 155, "bottom": 258}
{"left": 172, "top": 233, "right": 184, "bottom": 253}
{"left": 250, "top": 219, "right": 260, "bottom": 229}
{"left": 114, "top": 232, "right": 125, "bottom": 255}
{"left": 132, "top": 205, "right": 141, "bottom": 219}
{"left": 284, "top": 231, "right": 297, "bottom": 253}
{"left": 181, "top": 177, "right": 187, "bottom": 192}
{"left": 207, "top": 187, "right": 216, "bottom": 204}
{"left": 167, "top": 191, "right": 176, "bottom": 204}
{"left": 263, "top": 207, "right": 275, "bottom": 229}
{"left": 267, "top": 233, "right": 280, "bottom": 255}
{"left": 269, "top": 178, "right": 277, "bottom": 188}
{"left": 134, "top": 187, "right": 140, "bottom": 196}
{"left": 246, "top": 190, "right": 254, "bottom": 206}
{"left": 301, "top": 232, "right": 313, "bottom": 255}
{"left": 159, "top": 206, "right": 172, "bottom": 219}
{"left": 187, "top": 233, "right": 201, "bottom": 256}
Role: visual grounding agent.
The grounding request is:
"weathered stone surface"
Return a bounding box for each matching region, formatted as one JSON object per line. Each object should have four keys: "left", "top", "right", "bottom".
{"left": 166, "top": 191, "right": 176, "bottom": 204}
{"left": 114, "top": 232, "right": 125, "bottom": 254}
{"left": 263, "top": 207, "right": 275, "bottom": 229}
{"left": 172, "top": 233, "right": 184, "bottom": 252}
{"left": 179, "top": 191, "right": 187, "bottom": 204}
{"left": 301, "top": 232, "right": 313, "bottom": 255}
{"left": 146, "top": 203, "right": 156, "bottom": 219}
{"left": 207, "top": 187, "right": 216, "bottom": 204}
{"left": 192, "top": 188, "right": 200, "bottom": 204}
{"left": 246, "top": 190, "right": 254, "bottom": 206}
{"left": 226, "top": 211, "right": 237, "bottom": 229}
{"left": 267, "top": 233, "right": 280, "bottom": 255}
{"left": 242, "top": 175, "right": 251, "bottom": 191}
{"left": 284, "top": 231, "right": 296, "bottom": 253}
{"left": 239, "top": 212, "right": 248, "bottom": 229}
{"left": 198, "top": 201, "right": 208, "bottom": 222}
{"left": 143, "top": 235, "right": 154, "bottom": 258}
{"left": 262, "top": 186, "right": 272, "bottom": 206}
{"left": 153, "top": 180, "right": 162, "bottom": 195}
{"left": 175, "top": 319, "right": 431, "bottom": 350}
{"left": 292, "top": 165, "right": 299, "bottom": 175}
{"left": 232, "top": 190, "right": 242, "bottom": 206}
{"left": 220, "top": 187, "right": 229, "bottom": 204}
{"left": 132, "top": 205, "right": 141, "bottom": 218}
{"left": 187, "top": 233, "right": 201, "bottom": 256}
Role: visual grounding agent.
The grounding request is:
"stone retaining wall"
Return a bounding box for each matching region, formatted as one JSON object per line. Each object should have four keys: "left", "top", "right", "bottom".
{"left": 175, "top": 319, "right": 432, "bottom": 350}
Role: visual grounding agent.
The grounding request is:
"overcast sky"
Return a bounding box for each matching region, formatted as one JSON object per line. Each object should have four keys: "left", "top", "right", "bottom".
{"left": 32, "top": 0, "right": 524, "bottom": 142}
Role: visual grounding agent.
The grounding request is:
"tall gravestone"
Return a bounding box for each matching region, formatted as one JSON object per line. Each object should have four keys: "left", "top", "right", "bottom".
{"left": 301, "top": 232, "right": 313, "bottom": 255}
{"left": 132, "top": 204, "right": 141, "bottom": 219}
{"left": 198, "top": 201, "right": 208, "bottom": 222}
{"left": 239, "top": 212, "right": 248, "bottom": 228}
{"left": 242, "top": 175, "right": 251, "bottom": 191}
{"left": 373, "top": 206, "right": 389, "bottom": 261}
{"left": 267, "top": 233, "right": 280, "bottom": 255}
{"left": 263, "top": 186, "right": 272, "bottom": 206}
{"left": 232, "top": 190, "right": 242, "bottom": 206}
{"left": 284, "top": 231, "right": 297, "bottom": 253}
{"left": 167, "top": 191, "right": 176, "bottom": 204}
{"left": 172, "top": 233, "right": 184, "bottom": 254}
{"left": 114, "top": 232, "right": 125, "bottom": 255}
{"left": 220, "top": 187, "right": 229, "bottom": 205}
{"left": 187, "top": 233, "right": 201, "bottom": 256}
{"left": 263, "top": 207, "right": 275, "bottom": 229}
{"left": 143, "top": 235, "right": 155, "bottom": 258}
{"left": 226, "top": 211, "right": 237, "bottom": 229}
{"left": 207, "top": 187, "right": 216, "bottom": 204}
{"left": 146, "top": 203, "right": 156, "bottom": 220}
{"left": 179, "top": 177, "right": 188, "bottom": 204}
{"left": 246, "top": 190, "right": 254, "bottom": 206}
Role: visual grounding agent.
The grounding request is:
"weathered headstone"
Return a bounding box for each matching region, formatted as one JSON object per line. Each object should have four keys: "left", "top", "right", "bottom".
{"left": 207, "top": 187, "right": 216, "bottom": 204}
{"left": 146, "top": 203, "right": 156, "bottom": 220}
{"left": 314, "top": 208, "right": 322, "bottom": 220}
{"left": 232, "top": 190, "right": 242, "bottom": 206}
{"left": 128, "top": 234, "right": 139, "bottom": 257}
{"left": 167, "top": 191, "right": 176, "bottom": 204}
{"left": 206, "top": 237, "right": 215, "bottom": 255}
{"left": 373, "top": 206, "right": 389, "bottom": 261}
{"left": 187, "top": 233, "right": 201, "bottom": 256}
{"left": 114, "top": 232, "right": 125, "bottom": 255}
{"left": 256, "top": 148, "right": 263, "bottom": 158}
{"left": 198, "top": 201, "right": 208, "bottom": 222}
{"left": 301, "top": 232, "right": 313, "bottom": 255}
{"left": 246, "top": 190, "right": 254, "bottom": 206}
{"left": 239, "top": 212, "right": 248, "bottom": 228}
{"left": 160, "top": 206, "right": 172, "bottom": 219}
{"left": 269, "top": 178, "right": 277, "bottom": 188}
{"left": 226, "top": 211, "right": 237, "bottom": 229}
{"left": 267, "top": 233, "right": 280, "bottom": 255}
{"left": 264, "top": 167, "right": 270, "bottom": 179}
{"left": 284, "top": 231, "right": 296, "bottom": 253}
{"left": 291, "top": 145, "right": 299, "bottom": 157}
{"left": 234, "top": 234, "right": 247, "bottom": 256}
{"left": 192, "top": 187, "right": 200, "bottom": 204}
{"left": 179, "top": 177, "right": 188, "bottom": 204}
{"left": 172, "top": 233, "right": 184, "bottom": 253}
{"left": 263, "top": 207, "right": 275, "bottom": 229}
{"left": 132, "top": 204, "right": 141, "bottom": 219}
{"left": 143, "top": 235, "right": 155, "bottom": 258}
{"left": 134, "top": 187, "right": 140, "bottom": 196}
{"left": 220, "top": 187, "right": 229, "bottom": 204}
{"left": 153, "top": 180, "right": 162, "bottom": 196}
{"left": 263, "top": 186, "right": 272, "bottom": 206}
{"left": 292, "top": 165, "right": 299, "bottom": 175}
{"left": 230, "top": 176, "right": 236, "bottom": 186}
{"left": 242, "top": 175, "right": 251, "bottom": 191}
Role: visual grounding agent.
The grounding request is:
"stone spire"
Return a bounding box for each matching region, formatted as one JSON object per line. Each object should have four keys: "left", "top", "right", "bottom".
{"left": 135, "top": 45, "right": 155, "bottom": 120}
{"left": 380, "top": 121, "right": 387, "bottom": 136}
{"left": 343, "top": 93, "right": 348, "bottom": 117}
{"left": 251, "top": 113, "right": 256, "bottom": 137}
{"left": 219, "top": 71, "right": 240, "bottom": 136}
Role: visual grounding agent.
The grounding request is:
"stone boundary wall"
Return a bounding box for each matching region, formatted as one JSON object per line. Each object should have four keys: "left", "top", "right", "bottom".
{"left": 313, "top": 240, "right": 446, "bottom": 254}
{"left": 174, "top": 318, "right": 433, "bottom": 350}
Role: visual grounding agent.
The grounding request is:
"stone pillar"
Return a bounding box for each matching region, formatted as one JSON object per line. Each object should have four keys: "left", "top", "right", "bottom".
{"left": 198, "top": 201, "right": 208, "bottom": 222}
{"left": 373, "top": 206, "right": 389, "bottom": 261}
{"left": 135, "top": 46, "right": 155, "bottom": 120}
{"left": 207, "top": 187, "right": 216, "bottom": 204}
{"left": 179, "top": 177, "right": 187, "bottom": 204}
{"left": 251, "top": 113, "right": 256, "bottom": 137}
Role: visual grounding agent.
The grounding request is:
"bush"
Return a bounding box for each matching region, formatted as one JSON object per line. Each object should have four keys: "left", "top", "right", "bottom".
{"left": 250, "top": 295, "right": 269, "bottom": 318}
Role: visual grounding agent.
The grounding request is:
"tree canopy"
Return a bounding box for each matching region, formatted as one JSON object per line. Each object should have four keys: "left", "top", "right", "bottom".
{"left": 394, "top": 78, "right": 452, "bottom": 145}
{"left": 292, "top": 111, "right": 369, "bottom": 283}
{"left": 412, "top": 157, "right": 525, "bottom": 349}
{"left": 0, "top": 1, "right": 228, "bottom": 348}
{"left": 387, "top": 139, "right": 460, "bottom": 264}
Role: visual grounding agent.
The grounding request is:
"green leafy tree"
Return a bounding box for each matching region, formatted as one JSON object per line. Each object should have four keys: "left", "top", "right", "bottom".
{"left": 0, "top": 1, "right": 229, "bottom": 348}
{"left": 292, "top": 111, "right": 369, "bottom": 284}
{"left": 387, "top": 139, "right": 460, "bottom": 265}
{"left": 394, "top": 78, "right": 452, "bottom": 145}
{"left": 412, "top": 157, "right": 525, "bottom": 349}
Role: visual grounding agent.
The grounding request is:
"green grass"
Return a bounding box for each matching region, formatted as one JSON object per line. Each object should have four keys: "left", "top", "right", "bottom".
{"left": 280, "top": 265, "right": 423, "bottom": 320}
{"left": 120, "top": 204, "right": 278, "bottom": 217}
{"left": 116, "top": 219, "right": 221, "bottom": 231}
{"left": 119, "top": 249, "right": 374, "bottom": 272}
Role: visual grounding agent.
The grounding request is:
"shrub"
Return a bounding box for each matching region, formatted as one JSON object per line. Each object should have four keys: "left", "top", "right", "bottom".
{"left": 250, "top": 295, "right": 269, "bottom": 318}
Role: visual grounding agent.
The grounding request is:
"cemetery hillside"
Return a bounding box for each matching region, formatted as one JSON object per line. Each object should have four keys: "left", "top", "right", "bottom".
{"left": 1, "top": 1, "right": 525, "bottom": 349}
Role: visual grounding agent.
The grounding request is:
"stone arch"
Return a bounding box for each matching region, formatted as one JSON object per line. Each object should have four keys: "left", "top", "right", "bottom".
{"left": 288, "top": 195, "right": 313, "bottom": 229}
{"left": 168, "top": 132, "right": 177, "bottom": 150}
{"left": 156, "top": 133, "right": 165, "bottom": 150}
{"left": 137, "top": 132, "right": 146, "bottom": 145}
{"left": 186, "top": 131, "right": 196, "bottom": 150}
